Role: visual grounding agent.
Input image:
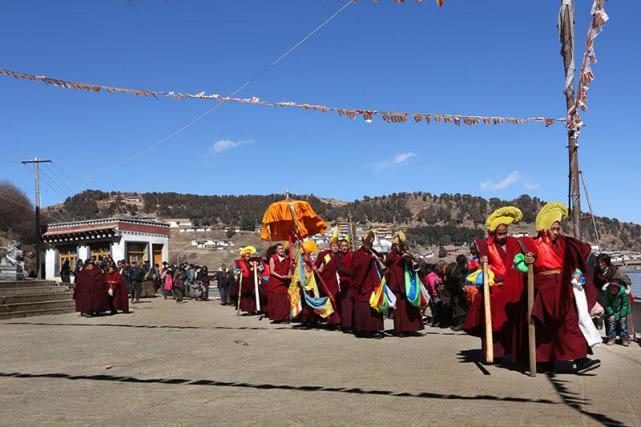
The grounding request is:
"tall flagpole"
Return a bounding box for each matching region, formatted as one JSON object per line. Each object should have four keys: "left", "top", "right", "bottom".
{"left": 559, "top": 0, "right": 581, "bottom": 239}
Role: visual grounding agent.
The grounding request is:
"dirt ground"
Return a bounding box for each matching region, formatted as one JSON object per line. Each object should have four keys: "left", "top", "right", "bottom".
{"left": 1, "top": 298, "right": 640, "bottom": 426}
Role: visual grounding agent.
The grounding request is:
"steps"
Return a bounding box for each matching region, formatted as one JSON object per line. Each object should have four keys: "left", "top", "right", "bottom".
{"left": 0, "top": 280, "right": 75, "bottom": 319}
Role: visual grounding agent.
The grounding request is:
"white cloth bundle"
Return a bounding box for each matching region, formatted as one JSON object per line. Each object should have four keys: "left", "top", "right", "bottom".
{"left": 572, "top": 278, "right": 601, "bottom": 348}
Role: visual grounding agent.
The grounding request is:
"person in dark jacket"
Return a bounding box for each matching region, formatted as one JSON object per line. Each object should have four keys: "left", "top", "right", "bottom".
{"left": 217, "top": 264, "right": 234, "bottom": 305}
{"left": 197, "top": 265, "right": 210, "bottom": 301}
{"left": 60, "top": 260, "right": 71, "bottom": 284}
{"left": 128, "top": 262, "right": 145, "bottom": 303}
{"left": 173, "top": 267, "right": 186, "bottom": 303}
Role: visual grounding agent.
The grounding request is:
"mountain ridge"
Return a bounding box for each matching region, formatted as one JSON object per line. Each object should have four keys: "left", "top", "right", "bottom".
{"left": 42, "top": 190, "right": 641, "bottom": 251}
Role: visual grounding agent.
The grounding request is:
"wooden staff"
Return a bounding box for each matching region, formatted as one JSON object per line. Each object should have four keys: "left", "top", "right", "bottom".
{"left": 527, "top": 262, "right": 536, "bottom": 377}
{"left": 482, "top": 262, "right": 494, "bottom": 364}
{"left": 253, "top": 260, "right": 261, "bottom": 312}
{"left": 236, "top": 268, "right": 243, "bottom": 316}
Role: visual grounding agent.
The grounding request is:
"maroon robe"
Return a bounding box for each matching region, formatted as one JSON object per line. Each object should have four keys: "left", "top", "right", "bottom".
{"left": 268, "top": 254, "right": 291, "bottom": 322}
{"left": 315, "top": 250, "right": 342, "bottom": 326}
{"left": 522, "top": 234, "right": 596, "bottom": 362}
{"left": 464, "top": 236, "right": 525, "bottom": 361}
{"left": 350, "top": 247, "right": 384, "bottom": 333}
{"left": 73, "top": 268, "right": 109, "bottom": 315}
{"left": 385, "top": 248, "right": 424, "bottom": 333}
{"left": 238, "top": 259, "right": 259, "bottom": 314}
{"left": 337, "top": 251, "right": 353, "bottom": 329}
{"left": 104, "top": 271, "right": 129, "bottom": 314}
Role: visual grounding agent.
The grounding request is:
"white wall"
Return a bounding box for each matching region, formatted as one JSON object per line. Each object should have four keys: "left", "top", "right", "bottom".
{"left": 78, "top": 245, "right": 89, "bottom": 261}
{"left": 120, "top": 231, "right": 169, "bottom": 264}
{"left": 45, "top": 248, "right": 56, "bottom": 281}
{"left": 111, "top": 237, "right": 125, "bottom": 261}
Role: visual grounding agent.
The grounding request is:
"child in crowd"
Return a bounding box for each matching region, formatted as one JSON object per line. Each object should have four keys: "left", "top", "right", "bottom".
{"left": 599, "top": 280, "right": 631, "bottom": 346}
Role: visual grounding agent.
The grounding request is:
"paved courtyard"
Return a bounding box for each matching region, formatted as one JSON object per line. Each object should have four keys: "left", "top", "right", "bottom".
{"left": 1, "top": 298, "right": 640, "bottom": 426}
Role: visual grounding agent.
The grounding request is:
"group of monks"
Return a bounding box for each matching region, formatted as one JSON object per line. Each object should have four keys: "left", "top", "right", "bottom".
{"left": 73, "top": 260, "right": 130, "bottom": 316}
{"left": 231, "top": 229, "right": 425, "bottom": 338}
{"left": 464, "top": 202, "right": 602, "bottom": 374}
{"left": 232, "top": 201, "right": 603, "bottom": 374}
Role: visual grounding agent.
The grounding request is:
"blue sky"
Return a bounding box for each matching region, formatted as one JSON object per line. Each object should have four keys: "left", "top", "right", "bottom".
{"left": 1, "top": 1, "right": 639, "bottom": 223}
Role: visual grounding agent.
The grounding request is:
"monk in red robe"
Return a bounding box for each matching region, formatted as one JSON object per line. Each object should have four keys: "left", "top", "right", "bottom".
{"left": 464, "top": 207, "right": 525, "bottom": 362}
{"left": 385, "top": 231, "right": 424, "bottom": 336}
{"left": 315, "top": 232, "right": 342, "bottom": 328}
{"left": 522, "top": 202, "right": 601, "bottom": 374}
{"left": 104, "top": 264, "right": 129, "bottom": 314}
{"left": 350, "top": 231, "right": 384, "bottom": 337}
{"left": 336, "top": 237, "right": 353, "bottom": 332}
{"left": 236, "top": 246, "right": 261, "bottom": 315}
{"left": 268, "top": 243, "right": 291, "bottom": 322}
{"left": 73, "top": 260, "right": 109, "bottom": 316}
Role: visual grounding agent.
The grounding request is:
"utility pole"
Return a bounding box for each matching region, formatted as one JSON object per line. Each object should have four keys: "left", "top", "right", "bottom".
{"left": 559, "top": 0, "right": 581, "bottom": 238}
{"left": 21, "top": 157, "right": 52, "bottom": 279}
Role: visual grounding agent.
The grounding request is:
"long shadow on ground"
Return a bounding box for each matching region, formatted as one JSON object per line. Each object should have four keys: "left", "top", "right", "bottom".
{"left": 1, "top": 322, "right": 280, "bottom": 331}
{"left": 0, "top": 371, "right": 557, "bottom": 405}
{"left": 457, "top": 349, "right": 625, "bottom": 426}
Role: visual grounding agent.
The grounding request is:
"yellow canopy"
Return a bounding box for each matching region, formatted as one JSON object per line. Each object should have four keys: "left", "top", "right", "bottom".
{"left": 260, "top": 200, "right": 328, "bottom": 241}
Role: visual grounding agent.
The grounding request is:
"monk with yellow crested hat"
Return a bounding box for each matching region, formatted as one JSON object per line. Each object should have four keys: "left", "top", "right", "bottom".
{"left": 464, "top": 206, "right": 526, "bottom": 362}
{"left": 521, "top": 202, "right": 601, "bottom": 374}
{"left": 235, "top": 246, "right": 265, "bottom": 315}
{"left": 343, "top": 230, "right": 385, "bottom": 337}
{"left": 314, "top": 227, "right": 343, "bottom": 328}
{"left": 385, "top": 230, "right": 424, "bottom": 336}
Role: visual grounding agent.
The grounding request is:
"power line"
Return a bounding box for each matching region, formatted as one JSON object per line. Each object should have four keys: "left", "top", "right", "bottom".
{"left": 50, "top": 163, "right": 84, "bottom": 194}
{"left": 22, "top": 157, "right": 52, "bottom": 279}
{"left": 41, "top": 164, "right": 77, "bottom": 197}
{"left": 86, "top": 0, "right": 354, "bottom": 183}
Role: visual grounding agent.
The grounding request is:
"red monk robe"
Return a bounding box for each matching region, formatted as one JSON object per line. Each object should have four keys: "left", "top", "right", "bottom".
{"left": 385, "top": 248, "right": 424, "bottom": 334}
{"left": 237, "top": 258, "right": 260, "bottom": 314}
{"left": 73, "top": 267, "right": 109, "bottom": 315}
{"left": 315, "top": 249, "right": 342, "bottom": 326}
{"left": 350, "top": 247, "right": 384, "bottom": 333}
{"left": 522, "top": 234, "right": 597, "bottom": 362}
{"left": 337, "top": 250, "right": 353, "bottom": 330}
{"left": 104, "top": 271, "right": 129, "bottom": 314}
{"left": 268, "top": 253, "right": 291, "bottom": 322}
{"left": 464, "top": 237, "right": 525, "bottom": 361}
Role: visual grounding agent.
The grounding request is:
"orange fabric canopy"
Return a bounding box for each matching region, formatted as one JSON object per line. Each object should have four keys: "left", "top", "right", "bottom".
{"left": 260, "top": 200, "right": 328, "bottom": 241}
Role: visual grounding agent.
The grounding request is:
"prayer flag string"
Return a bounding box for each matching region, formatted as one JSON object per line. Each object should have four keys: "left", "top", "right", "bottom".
{"left": 568, "top": 0, "right": 608, "bottom": 131}
{"left": 0, "top": 68, "right": 563, "bottom": 128}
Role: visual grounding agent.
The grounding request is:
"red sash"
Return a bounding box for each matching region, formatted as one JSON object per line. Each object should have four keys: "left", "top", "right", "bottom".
{"left": 486, "top": 236, "right": 508, "bottom": 279}
{"left": 533, "top": 233, "right": 563, "bottom": 272}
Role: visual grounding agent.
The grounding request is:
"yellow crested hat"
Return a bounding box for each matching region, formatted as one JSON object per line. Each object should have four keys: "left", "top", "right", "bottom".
{"left": 239, "top": 246, "right": 257, "bottom": 256}
{"left": 536, "top": 202, "right": 568, "bottom": 232}
{"left": 302, "top": 239, "right": 318, "bottom": 254}
{"left": 329, "top": 227, "right": 340, "bottom": 244}
{"left": 392, "top": 230, "right": 406, "bottom": 246}
{"left": 363, "top": 230, "right": 375, "bottom": 243}
{"left": 485, "top": 206, "right": 523, "bottom": 232}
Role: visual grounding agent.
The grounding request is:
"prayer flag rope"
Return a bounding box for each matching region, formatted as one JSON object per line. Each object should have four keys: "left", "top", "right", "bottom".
{"left": 568, "top": 0, "right": 608, "bottom": 131}
{"left": 0, "top": 68, "right": 563, "bottom": 127}
{"left": 353, "top": 0, "right": 444, "bottom": 5}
